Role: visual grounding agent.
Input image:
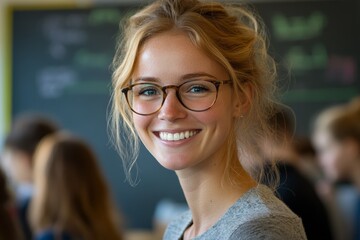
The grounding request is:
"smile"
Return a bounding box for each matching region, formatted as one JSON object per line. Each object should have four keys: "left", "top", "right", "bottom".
{"left": 159, "top": 130, "right": 199, "bottom": 141}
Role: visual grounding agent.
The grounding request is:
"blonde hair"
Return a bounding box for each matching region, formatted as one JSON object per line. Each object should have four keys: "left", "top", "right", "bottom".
{"left": 111, "top": 0, "right": 279, "bottom": 186}
{"left": 30, "top": 132, "right": 123, "bottom": 240}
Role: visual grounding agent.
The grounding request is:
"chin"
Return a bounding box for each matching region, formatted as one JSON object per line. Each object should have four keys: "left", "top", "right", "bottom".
{"left": 157, "top": 159, "right": 188, "bottom": 171}
{"left": 153, "top": 153, "right": 193, "bottom": 171}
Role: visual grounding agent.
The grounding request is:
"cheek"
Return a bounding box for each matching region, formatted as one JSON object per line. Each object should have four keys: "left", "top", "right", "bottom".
{"left": 320, "top": 148, "right": 346, "bottom": 179}
{"left": 197, "top": 104, "right": 234, "bottom": 146}
{"left": 133, "top": 115, "right": 152, "bottom": 141}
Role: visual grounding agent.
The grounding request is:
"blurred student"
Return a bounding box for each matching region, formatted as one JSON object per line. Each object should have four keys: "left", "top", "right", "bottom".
{"left": 30, "top": 132, "right": 123, "bottom": 240}
{"left": 292, "top": 136, "right": 324, "bottom": 185}
{"left": 0, "top": 165, "right": 23, "bottom": 240}
{"left": 312, "top": 97, "right": 360, "bottom": 240}
{"left": 2, "top": 114, "right": 59, "bottom": 240}
{"left": 262, "top": 106, "right": 333, "bottom": 240}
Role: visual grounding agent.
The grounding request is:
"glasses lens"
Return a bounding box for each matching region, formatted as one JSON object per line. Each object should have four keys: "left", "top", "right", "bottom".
{"left": 127, "top": 83, "right": 163, "bottom": 115}
{"left": 179, "top": 80, "right": 218, "bottom": 111}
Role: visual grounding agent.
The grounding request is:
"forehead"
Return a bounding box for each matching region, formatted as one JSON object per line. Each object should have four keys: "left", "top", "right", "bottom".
{"left": 133, "top": 31, "right": 227, "bottom": 83}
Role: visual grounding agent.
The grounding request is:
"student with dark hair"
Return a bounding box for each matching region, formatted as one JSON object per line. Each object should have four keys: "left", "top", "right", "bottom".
{"left": 2, "top": 114, "right": 59, "bottom": 240}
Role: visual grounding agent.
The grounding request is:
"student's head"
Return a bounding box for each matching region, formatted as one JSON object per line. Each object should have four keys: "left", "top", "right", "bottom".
{"left": 30, "top": 132, "right": 122, "bottom": 240}
{"left": 2, "top": 114, "right": 58, "bottom": 185}
{"left": 111, "top": 0, "right": 278, "bottom": 184}
{"left": 312, "top": 99, "right": 360, "bottom": 183}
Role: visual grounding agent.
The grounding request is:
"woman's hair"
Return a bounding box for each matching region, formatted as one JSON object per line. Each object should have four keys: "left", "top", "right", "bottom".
{"left": 111, "top": 0, "right": 279, "bottom": 186}
{"left": 30, "top": 132, "right": 123, "bottom": 240}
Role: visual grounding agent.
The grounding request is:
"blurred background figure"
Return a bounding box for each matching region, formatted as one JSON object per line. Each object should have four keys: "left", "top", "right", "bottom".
{"left": 0, "top": 165, "right": 23, "bottom": 240}
{"left": 262, "top": 105, "right": 333, "bottom": 240}
{"left": 292, "top": 135, "right": 325, "bottom": 185}
{"left": 1, "top": 113, "right": 59, "bottom": 240}
{"left": 29, "top": 132, "right": 124, "bottom": 240}
{"left": 312, "top": 97, "right": 360, "bottom": 240}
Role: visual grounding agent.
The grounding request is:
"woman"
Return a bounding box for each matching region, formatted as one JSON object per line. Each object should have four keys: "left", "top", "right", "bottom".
{"left": 30, "top": 132, "right": 123, "bottom": 240}
{"left": 111, "top": 0, "right": 307, "bottom": 239}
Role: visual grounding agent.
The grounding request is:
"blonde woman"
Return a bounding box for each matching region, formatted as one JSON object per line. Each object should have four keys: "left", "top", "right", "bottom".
{"left": 111, "top": 0, "right": 307, "bottom": 239}
{"left": 30, "top": 132, "right": 123, "bottom": 240}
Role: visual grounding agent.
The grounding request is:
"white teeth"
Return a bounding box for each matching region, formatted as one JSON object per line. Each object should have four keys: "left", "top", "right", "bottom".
{"left": 159, "top": 130, "right": 198, "bottom": 141}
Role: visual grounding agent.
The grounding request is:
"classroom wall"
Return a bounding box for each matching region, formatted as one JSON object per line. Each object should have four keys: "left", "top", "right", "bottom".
{"left": 0, "top": 2, "right": 5, "bottom": 147}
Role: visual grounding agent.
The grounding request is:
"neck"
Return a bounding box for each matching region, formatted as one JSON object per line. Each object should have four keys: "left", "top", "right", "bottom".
{"left": 177, "top": 156, "right": 256, "bottom": 238}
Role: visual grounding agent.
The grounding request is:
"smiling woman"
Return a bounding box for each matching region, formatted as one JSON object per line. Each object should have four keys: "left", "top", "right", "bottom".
{"left": 110, "top": 0, "right": 307, "bottom": 239}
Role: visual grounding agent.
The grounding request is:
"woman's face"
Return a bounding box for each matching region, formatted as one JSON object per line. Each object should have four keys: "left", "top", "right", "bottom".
{"left": 313, "top": 130, "right": 355, "bottom": 182}
{"left": 131, "top": 31, "right": 241, "bottom": 172}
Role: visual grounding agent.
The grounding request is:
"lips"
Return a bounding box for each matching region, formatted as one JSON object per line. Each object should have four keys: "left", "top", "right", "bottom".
{"left": 159, "top": 130, "right": 199, "bottom": 141}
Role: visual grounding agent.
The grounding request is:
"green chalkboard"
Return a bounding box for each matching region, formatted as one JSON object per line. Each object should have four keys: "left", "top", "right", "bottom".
{"left": 9, "top": 0, "right": 360, "bottom": 230}
{"left": 254, "top": 0, "right": 360, "bottom": 133}
{"left": 10, "top": 5, "right": 185, "bottom": 229}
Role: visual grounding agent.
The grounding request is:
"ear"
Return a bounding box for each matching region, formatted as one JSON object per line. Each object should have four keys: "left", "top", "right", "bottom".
{"left": 232, "top": 82, "right": 252, "bottom": 118}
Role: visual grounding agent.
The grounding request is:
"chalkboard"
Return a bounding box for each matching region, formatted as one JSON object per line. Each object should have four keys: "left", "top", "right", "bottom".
{"left": 254, "top": 0, "right": 360, "bottom": 133}
{"left": 8, "top": 0, "right": 360, "bottom": 230}
{"left": 10, "top": 5, "right": 185, "bottom": 229}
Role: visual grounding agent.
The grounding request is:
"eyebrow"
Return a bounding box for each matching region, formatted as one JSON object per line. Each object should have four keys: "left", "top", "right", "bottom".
{"left": 132, "top": 77, "right": 159, "bottom": 83}
{"left": 132, "top": 72, "right": 218, "bottom": 84}
{"left": 181, "top": 72, "right": 218, "bottom": 80}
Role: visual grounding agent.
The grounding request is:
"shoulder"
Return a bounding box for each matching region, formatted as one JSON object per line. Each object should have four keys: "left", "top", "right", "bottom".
{"left": 163, "top": 210, "right": 192, "bottom": 240}
{"left": 229, "top": 185, "right": 307, "bottom": 239}
{"left": 229, "top": 184, "right": 301, "bottom": 220}
{"left": 36, "top": 230, "right": 56, "bottom": 240}
{"left": 36, "top": 229, "right": 75, "bottom": 240}
{"left": 204, "top": 185, "right": 307, "bottom": 239}
{"left": 229, "top": 215, "right": 307, "bottom": 240}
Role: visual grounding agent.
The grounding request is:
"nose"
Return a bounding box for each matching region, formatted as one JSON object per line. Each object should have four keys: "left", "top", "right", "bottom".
{"left": 158, "top": 89, "right": 187, "bottom": 121}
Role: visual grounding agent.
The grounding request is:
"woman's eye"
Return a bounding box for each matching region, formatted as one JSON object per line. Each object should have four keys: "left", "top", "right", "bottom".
{"left": 188, "top": 84, "right": 210, "bottom": 93}
{"left": 136, "top": 85, "right": 160, "bottom": 96}
{"left": 139, "top": 88, "right": 158, "bottom": 96}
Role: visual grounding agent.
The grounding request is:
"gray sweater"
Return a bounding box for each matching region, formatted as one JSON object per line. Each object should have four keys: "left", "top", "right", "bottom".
{"left": 163, "top": 185, "right": 307, "bottom": 240}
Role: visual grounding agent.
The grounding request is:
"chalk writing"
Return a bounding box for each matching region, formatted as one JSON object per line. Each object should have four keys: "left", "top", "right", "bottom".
{"left": 272, "top": 12, "right": 326, "bottom": 41}
{"left": 37, "top": 66, "right": 77, "bottom": 98}
{"left": 73, "top": 49, "right": 110, "bottom": 68}
{"left": 284, "top": 44, "right": 327, "bottom": 72}
{"left": 88, "top": 9, "right": 122, "bottom": 25}
{"left": 43, "top": 14, "right": 87, "bottom": 59}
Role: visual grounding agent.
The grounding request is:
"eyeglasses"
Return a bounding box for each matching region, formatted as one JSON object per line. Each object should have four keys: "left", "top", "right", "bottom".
{"left": 121, "top": 79, "right": 231, "bottom": 116}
